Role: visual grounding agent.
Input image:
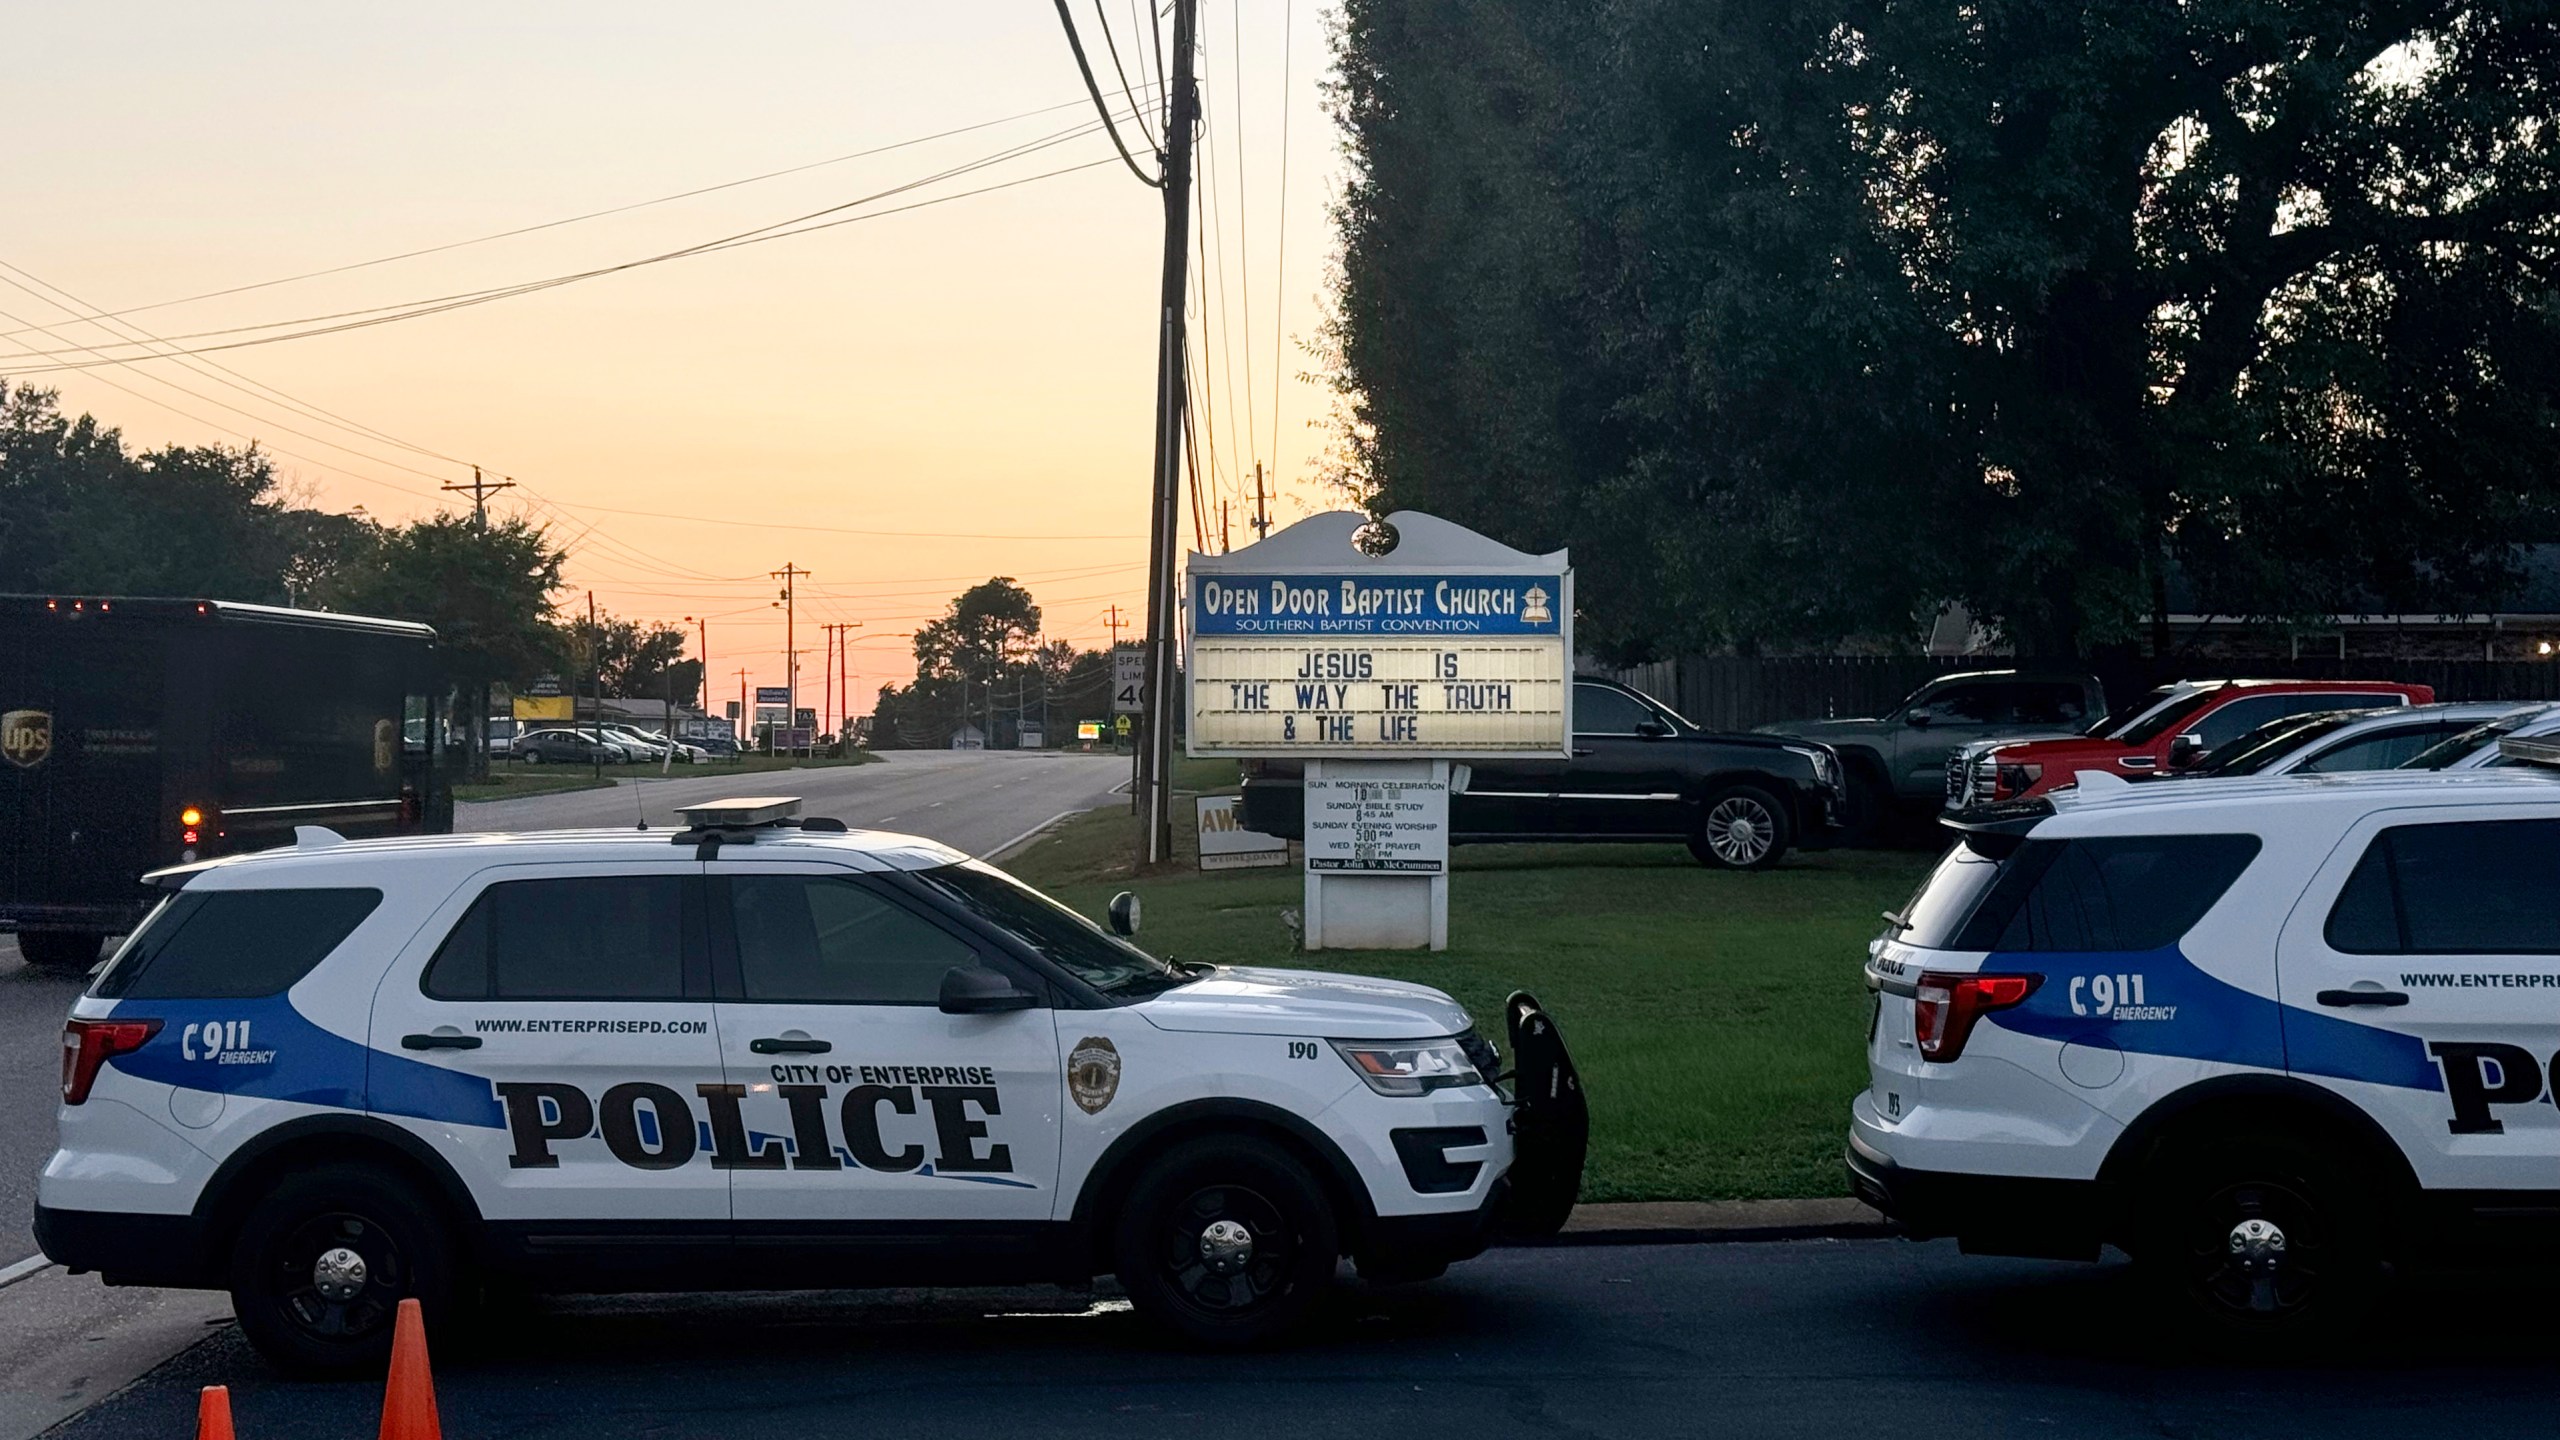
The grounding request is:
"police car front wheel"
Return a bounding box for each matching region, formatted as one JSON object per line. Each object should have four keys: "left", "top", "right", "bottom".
{"left": 1113, "top": 1137, "right": 1340, "bottom": 1348}
{"left": 227, "top": 1164, "right": 458, "bottom": 1375}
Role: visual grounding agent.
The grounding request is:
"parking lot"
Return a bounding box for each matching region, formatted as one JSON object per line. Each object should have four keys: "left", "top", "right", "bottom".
{"left": 36, "top": 1240, "right": 2560, "bottom": 1440}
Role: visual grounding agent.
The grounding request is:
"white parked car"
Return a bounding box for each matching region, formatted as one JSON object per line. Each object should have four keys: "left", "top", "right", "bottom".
{"left": 36, "top": 799, "right": 1585, "bottom": 1372}
{"left": 1852, "top": 763, "right": 2560, "bottom": 1339}
{"left": 2401, "top": 702, "right": 2560, "bottom": 771}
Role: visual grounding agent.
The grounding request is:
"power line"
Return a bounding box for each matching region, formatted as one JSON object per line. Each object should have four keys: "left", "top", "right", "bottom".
{"left": 0, "top": 298, "right": 446, "bottom": 503}
{"left": 0, "top": 91, "right": 1153, "bottom": 346}
{"left": 1269, "top": 0, "right": 1295, "bottom": 496}
{"left": 1050, "top": 0, "right": 1164, "bottom": 188}
{"left": 0, "top": 124, "right": 1130, "bottom": 374}
{"left": 0, "top": 277, "right": 466, "bottom": 487}
{"left": 1093, "top": 0, "right": 1160, "bottom": 151}
{"left": 0, "top": 259, "right": 472, "bottom": 467}
{"left": 1227, "top": 0, "right": 1258, "bottom": 475}
{"left": 530, "top": 493, "right": 1145, "bottom": 542}
{"left": 1198, "top": 105, "right": 1248, "bottom": 512}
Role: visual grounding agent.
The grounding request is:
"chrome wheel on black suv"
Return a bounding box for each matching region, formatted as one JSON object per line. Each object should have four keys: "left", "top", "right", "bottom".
{"left": 1690, "top": 785, "right": 1791, "bottom": 870}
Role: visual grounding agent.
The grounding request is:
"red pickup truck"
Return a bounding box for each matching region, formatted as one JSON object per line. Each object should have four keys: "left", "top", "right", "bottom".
{"left": 1946, "top": 677, "right": 2438, "bottom": 806}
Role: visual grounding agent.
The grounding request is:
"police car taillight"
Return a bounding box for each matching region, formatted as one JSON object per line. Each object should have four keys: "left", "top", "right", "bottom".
{"left": 61, "top": 1018, "right": 161, "bottom": 1105}
{"left": 1912, "top": 972, "right": 2039, "bottom": 1062}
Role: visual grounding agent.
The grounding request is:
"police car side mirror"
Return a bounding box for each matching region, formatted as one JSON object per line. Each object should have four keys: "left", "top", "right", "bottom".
{"left": 1635, "top": 718, "right": 1671, "bottom": 739}
{"left": 1108, "top": 891, "right": 1141, "bottom": 936}
{"left": 939, "top": 966, "right": 1039, "bottom": 1015}
{"left": 1905, "top": 710, "right": 1932, "bottom": 728}
{"left": 2168, "top": 732, "right": 2204, "bottom": 767}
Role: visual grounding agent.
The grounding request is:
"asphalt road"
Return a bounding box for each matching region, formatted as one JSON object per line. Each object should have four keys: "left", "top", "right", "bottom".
{"left": 0, "top": 749, "right": 1125, "bottom": 1263}
{"left": 40, "top": 1239, "right": 2560, "bottom": 1440}
{"left": 464, "top": 749, "right": 1128, "bottom": 856}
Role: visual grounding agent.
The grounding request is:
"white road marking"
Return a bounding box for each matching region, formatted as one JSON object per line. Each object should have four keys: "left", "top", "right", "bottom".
{"left": 982, "top": 809, "right": 1083, "bottom": 861}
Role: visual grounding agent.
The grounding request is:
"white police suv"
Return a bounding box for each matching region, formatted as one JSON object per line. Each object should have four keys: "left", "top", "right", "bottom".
{"left": 1851, "top": 762, "right": 2560, "bottom": 1336}
{"left": 38, "top": 798, "right": 1585, "bottom": 1371}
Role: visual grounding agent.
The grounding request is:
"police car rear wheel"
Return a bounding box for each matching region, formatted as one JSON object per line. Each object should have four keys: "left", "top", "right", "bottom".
{"left": 228, "top": 1165, "right": 456, "bottom": 1375}
{"left": 1115, "top": 1138, "right": 1338, "bottom": 1347}
{"left": 2141, "top": 1132, "right": 2382, "bottom": 1343}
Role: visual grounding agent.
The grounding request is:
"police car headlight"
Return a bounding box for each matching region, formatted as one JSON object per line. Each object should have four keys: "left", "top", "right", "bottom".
{"left": 1332, "top": 1037, "right": 1484, "bottom": 1096}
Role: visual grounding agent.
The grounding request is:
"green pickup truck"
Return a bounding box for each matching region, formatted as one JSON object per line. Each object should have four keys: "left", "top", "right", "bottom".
{"left": 1756, "top": 668, "right": 2105, "bottom": 840}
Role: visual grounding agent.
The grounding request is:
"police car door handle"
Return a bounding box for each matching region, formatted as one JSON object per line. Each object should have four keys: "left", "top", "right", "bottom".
{"left": 2315, "top": 988, "right": 2409, "bottom": 1008}
{"left": 401, "top": 1032, "right": 483, "bottom": 1050}
{"left": 750, "top": 1036, "right": 832, "bottom": 1054}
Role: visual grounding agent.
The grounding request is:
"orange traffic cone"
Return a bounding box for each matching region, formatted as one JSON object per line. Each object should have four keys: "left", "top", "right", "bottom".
{"left": 196, "top": 1386, "right": 234, "bottom": 1440}
{"left": 378, "top": 1298, "right": 441, "bottom": 1440}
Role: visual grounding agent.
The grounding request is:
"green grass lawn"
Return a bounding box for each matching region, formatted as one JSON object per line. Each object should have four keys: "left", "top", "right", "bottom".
{"left": 1006, "top": 767, "right": 1934, "bottom": 1203}
{"left": 453, "top": 771, "right": 619, "bottom": 803}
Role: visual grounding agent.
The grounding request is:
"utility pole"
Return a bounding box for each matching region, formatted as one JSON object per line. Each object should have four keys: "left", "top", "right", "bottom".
{"left": 1134, "top": 0, "right": 1199, "bottom": 867}
{"left": 1105, "top": 604, "right": 1125, "bottom": 648}
{"left": 772, "top": 563, "right": 809, "bottom": 749}
{"left": 1220, "top": 499, "right": 1231, "bottom": 553}
{"left": 734, "top": 667, "right": 750, "bottom": 749}
{"left": 439, "top": 467, "right": 517, "bottom": 782}
{"left": 684, "top": 615, "right": 712, "bottom": 740}
{"left": 585, "top": 590, "right": 602, "bottom": 779}
{"left": 1252, "top": 462, "right": 1271, "bottom": 540}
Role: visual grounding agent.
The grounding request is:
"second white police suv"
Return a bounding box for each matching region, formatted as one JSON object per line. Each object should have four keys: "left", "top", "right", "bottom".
{"left": 1852, "top": 755, "right": 2560, "bottom": 1335}
{"left": 37, "top": 798, "right": 1587, "bottom": 1372}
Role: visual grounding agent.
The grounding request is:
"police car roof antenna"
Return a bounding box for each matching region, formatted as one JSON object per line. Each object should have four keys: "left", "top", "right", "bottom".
{"left": 633, "top": 771, "right": 649, "bottom": 831}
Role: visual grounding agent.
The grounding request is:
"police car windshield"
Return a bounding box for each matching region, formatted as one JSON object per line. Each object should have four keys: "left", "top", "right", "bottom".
{"left": 2089, "top": 685, "right": 2180, "bottom": 739}
{"left": 909, "top": 862, "right": 1181, "bottom": 994}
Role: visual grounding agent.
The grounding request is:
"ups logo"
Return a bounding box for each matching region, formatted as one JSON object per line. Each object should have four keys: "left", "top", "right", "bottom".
{"left": 0, "top": 710, "right": 50, "bottom": 769}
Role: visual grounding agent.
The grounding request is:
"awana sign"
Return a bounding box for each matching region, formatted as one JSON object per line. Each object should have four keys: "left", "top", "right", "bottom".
{"left": 1185, "top": 512, "right": 1572, "bottom": 760}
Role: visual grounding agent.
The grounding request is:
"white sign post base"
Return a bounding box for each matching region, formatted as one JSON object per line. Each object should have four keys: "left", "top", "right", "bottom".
{"left": 1301, "top": 758, "right": 1449, "bottom": 952}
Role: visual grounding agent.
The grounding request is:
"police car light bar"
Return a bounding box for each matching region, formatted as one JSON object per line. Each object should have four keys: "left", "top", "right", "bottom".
{"left": 672, "top": 796, "right": 803, "bottom": 828}
{"left": 2495, "top": 735, "right": 2560, "bottom": 769}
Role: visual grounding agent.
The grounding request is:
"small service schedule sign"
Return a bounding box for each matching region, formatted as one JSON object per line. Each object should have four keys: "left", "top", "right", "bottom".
{"left": 1187, "top": 571, "right": 1572, "bottom": 757}
{"left": 1304, "top": 773, "right": 1450, "bottom": 874}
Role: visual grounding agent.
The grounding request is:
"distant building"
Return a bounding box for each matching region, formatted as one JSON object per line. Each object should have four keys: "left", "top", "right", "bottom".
{"left": 949, "top": 723, "right": 986, "bottom": 751}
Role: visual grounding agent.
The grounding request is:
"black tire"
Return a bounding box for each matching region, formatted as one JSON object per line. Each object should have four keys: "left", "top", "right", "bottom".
{"left": 1113, "top": 1136, "right": 1339, "bottom": 1347}
{"left": 1688, "top": 785, "right": 1792, "bottom": 870}
{"left": 17, "top": 931, "right": 103, "bottom": 971}
{"left": 227, "top": 1163, "right": 458, "bottom": 1376}
{"left": 2131, "top": 1130, "right": 2384, "bottom": 1348}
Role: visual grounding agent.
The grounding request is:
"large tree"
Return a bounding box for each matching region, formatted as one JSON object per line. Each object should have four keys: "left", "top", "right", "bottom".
{"left": 1331, "top": 2, "right": 2560, "bottom": 657}
{"left": 0, "top": 381, "right": 362, "bottom": 604}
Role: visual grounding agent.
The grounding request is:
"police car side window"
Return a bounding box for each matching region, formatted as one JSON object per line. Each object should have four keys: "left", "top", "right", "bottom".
{"left": 728, "top": 875, "right": 978, "bottom": 1005}
{"left": 424, "top": 876, "right": 690, "bottom": 1000}
{"left": 2325, "top": 820, "right": 2560, "bottom": 955}
{"left": 92, "top": 888, "right": 382, "bottom": 1000}
{"left": 1977, "top": 835, "right": 2262, "bottom": 953}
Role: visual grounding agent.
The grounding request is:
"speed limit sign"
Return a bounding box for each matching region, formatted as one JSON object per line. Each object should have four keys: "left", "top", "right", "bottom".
{"left": 1111, "top": 645, "right": 1144, "bottom": 714}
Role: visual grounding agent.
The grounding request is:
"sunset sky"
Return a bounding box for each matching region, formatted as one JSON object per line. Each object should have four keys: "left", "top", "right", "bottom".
{"left": 1, "top": 2, "right": 1341, "bottom": 720}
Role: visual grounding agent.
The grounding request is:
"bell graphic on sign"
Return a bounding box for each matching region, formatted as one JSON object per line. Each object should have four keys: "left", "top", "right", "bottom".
{"left": 1522, "top": 584, "right": 1553, "bottom": 627}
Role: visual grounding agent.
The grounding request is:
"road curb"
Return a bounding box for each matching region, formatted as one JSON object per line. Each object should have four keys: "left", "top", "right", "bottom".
{"left": 1515, "top": 1198, "right": 1895, "bottom": 1248}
